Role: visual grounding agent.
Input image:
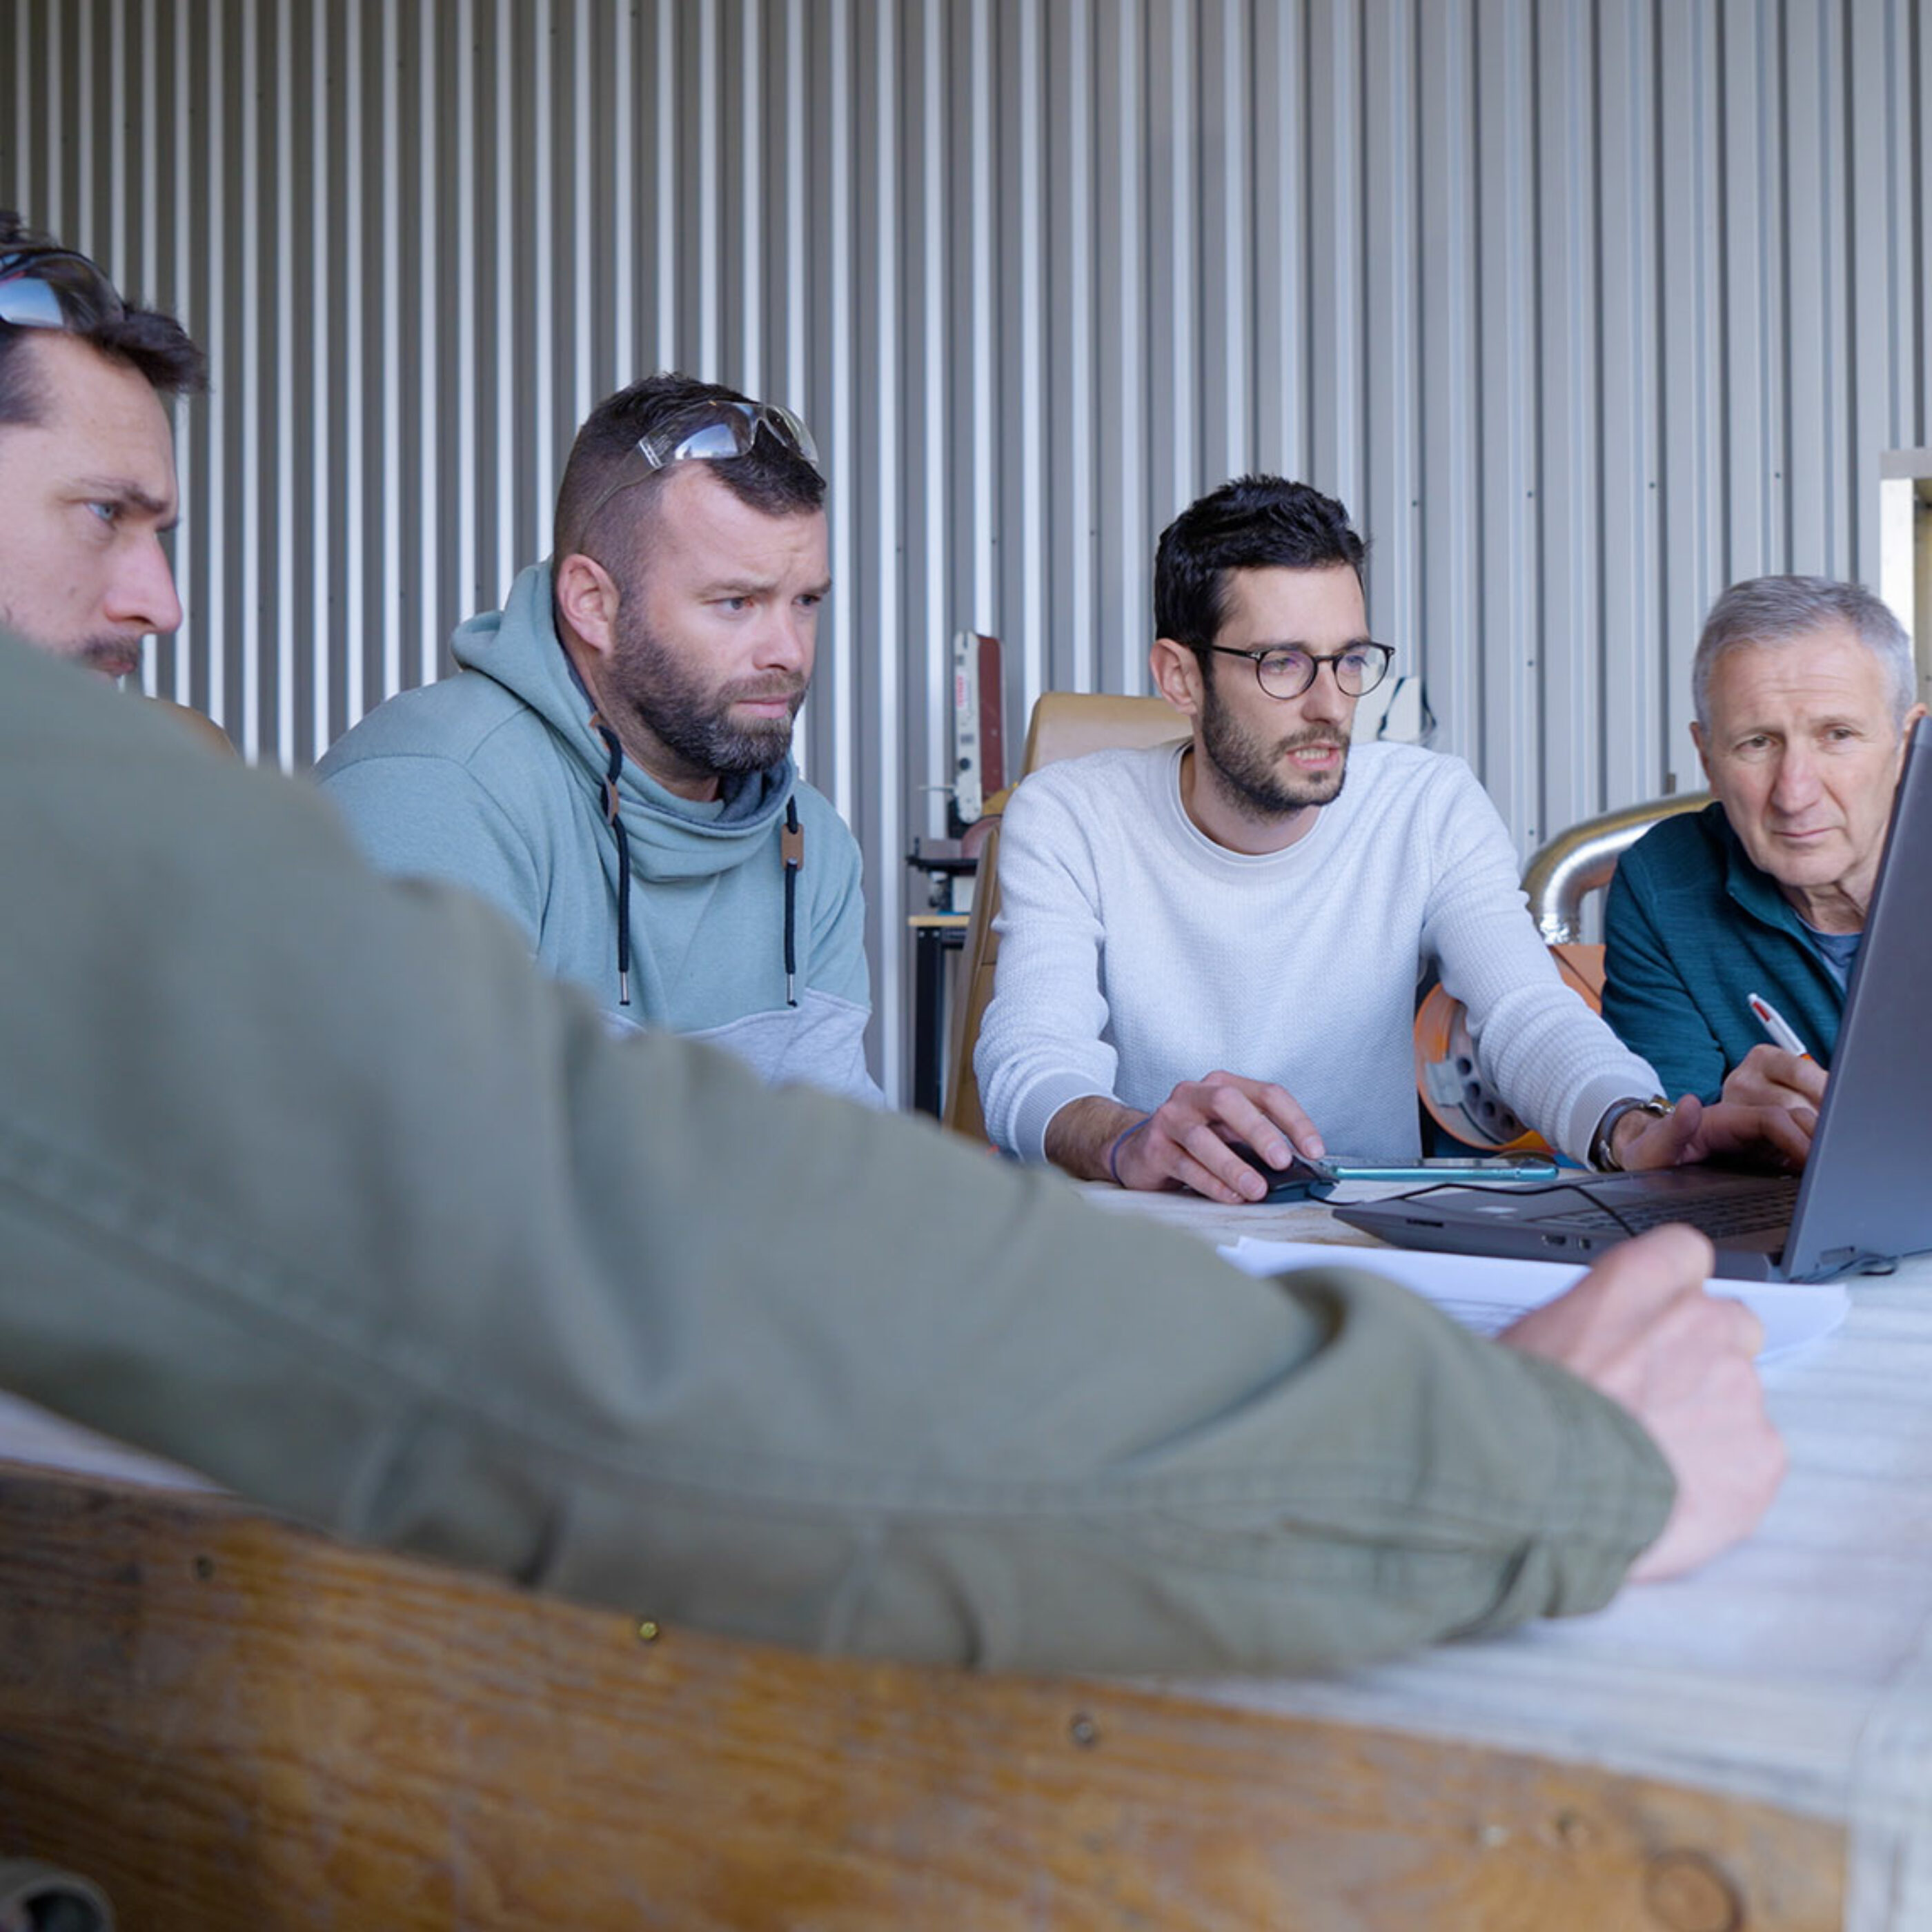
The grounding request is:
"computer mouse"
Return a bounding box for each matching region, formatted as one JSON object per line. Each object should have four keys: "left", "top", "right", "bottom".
{"left": 1226, "top": 1143, "right": 1338, "bottom": 1202}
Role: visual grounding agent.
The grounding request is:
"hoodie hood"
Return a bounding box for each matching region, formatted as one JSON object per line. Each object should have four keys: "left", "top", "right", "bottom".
{"left": 450, "top": 561, "right": 798, "bottom": 885}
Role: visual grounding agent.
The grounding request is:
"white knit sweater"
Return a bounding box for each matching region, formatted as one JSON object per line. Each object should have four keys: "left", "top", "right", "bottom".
{"left": 976, "top": 740, "right": 1659, "bottom": 1164}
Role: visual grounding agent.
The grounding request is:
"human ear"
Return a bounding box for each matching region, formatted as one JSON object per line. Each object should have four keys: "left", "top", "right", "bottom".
{"left": 1150, "top": 637, "right": 1204, "bottom": 717}
{"left": 553, "top": 551, "right": 622, "bottom": 657}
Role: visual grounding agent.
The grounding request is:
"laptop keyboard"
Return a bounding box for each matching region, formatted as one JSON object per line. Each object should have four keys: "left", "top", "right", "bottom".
{"left": 1547, "top": 1177, "right": 1801, "bottom": 1240}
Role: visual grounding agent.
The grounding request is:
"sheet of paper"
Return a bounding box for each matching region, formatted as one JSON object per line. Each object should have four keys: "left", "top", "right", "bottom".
{"left": 1216, "top": 1237, "right": 1849, "bottom": 1365}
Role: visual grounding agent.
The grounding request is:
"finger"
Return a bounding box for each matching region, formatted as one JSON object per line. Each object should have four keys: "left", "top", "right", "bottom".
{"left": 1179, "top": 1121, "right": 1275, "bottom": 1201}
{"left": 1170, "top": 1138, "right": 1262, "bottom": 1205}
{"left": 1254, "top": 1087, "right": 1326, "bottom": 1160}
{"left": 1579, "top": 1223, "right": 1716, "bottom": 1310}
{"left": 1194, "top": 1086, "right": 1301, "bottom": 1169}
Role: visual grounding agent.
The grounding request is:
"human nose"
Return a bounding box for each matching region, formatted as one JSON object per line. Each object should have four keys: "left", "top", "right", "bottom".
{"left": 756, "top": 602, "right": 816, "bottom": 676}
{"left": 106, "top": 532, "right": 184, "bottom": 636}
{"left": 1768, "top": 743, "right": 1821, "bottom": 814}
{"left": 1300, "top": 658, "right": 1354, "bottom": 724}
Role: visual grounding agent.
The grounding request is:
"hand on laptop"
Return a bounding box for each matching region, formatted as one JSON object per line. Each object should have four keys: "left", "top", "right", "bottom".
{"left": 1498, "top": 1225, "right": 1785, "bottom": 1581}
{"left": 1614, "top": 1092, "right": 1815, "bottom": 1173}
{"left": 1719, "top": 1044, "right": 1828, "bottom": 1133}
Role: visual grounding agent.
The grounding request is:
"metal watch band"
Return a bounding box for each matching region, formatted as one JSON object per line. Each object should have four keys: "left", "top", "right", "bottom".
{"left": 1591, "top": 1096, "right": 1671, "bottom": 1172}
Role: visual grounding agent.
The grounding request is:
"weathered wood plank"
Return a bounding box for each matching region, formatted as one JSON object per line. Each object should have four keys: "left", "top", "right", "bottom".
{"left": 0, "top": 1464, "right": 1842, "bottom": 1929}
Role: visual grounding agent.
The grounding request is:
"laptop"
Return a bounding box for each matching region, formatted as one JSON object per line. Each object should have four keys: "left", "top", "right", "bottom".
{"left": 1336, "top": 727, "right": 1932, "bottom": 1283}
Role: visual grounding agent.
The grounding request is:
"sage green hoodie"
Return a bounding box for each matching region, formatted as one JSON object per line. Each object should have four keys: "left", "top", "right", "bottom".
{"left": 315, "top": 563, "right": 881, "bottom": 1105}
{"left": 0, "top": 636, "right": 1675, "bottom": 1673}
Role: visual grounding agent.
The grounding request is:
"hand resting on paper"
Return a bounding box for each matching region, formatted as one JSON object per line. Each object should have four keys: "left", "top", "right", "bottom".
{"left": 1498, "top": 1225, "right": 1785, "bottom": 1582}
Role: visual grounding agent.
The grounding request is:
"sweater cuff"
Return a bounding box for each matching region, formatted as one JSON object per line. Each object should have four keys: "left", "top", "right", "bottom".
{"left": 1015, "top": 1071, "right": 1125, "bottom": 1165}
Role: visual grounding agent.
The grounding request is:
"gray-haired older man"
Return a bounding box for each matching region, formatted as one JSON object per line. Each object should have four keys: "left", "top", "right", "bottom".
{"left": 1604, "top": 575, "right": 1926, "bottom": 1122}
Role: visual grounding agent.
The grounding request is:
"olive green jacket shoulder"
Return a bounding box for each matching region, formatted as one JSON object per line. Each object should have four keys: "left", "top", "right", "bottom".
{"left": 0, "top": 639, "right": 1672, "bottom": 1674}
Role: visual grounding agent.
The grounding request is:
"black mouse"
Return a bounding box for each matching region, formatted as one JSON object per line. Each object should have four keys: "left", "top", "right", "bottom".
{"left": 1226, "top": 1143, "right": 1338, "bottom": 1202}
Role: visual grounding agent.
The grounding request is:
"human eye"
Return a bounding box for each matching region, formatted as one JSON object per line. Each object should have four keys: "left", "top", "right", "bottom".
{"left": 1259, "top": 647, "right": 1309, "bottom": 678}
{"left": 86, "top": 500, "right": 124, "bottom": 527}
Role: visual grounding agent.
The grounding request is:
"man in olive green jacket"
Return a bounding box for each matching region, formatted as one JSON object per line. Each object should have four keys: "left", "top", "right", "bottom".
{"left": 0, "top": 636, "right": 1781, "bottom": 1673}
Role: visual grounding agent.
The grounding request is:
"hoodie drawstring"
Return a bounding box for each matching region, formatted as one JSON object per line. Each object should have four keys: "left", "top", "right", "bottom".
{"left": 782, "top": 796, "right": 803, "bottom": 1008}
{"left": 589, "top": 713, "right": 804, "bottom": 1014}
{"left": 589, "top": 715, "right": 632, "bottom": 1006}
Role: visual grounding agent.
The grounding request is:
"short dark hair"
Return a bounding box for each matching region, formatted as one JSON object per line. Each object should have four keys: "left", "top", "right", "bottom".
{"left": 1154, "top": 475, "right": 1368, "bottom": 654}
{"left": 0, "top": 211, "right": 208, "bottom": 424}
{"left": 553, "top": 371, "right": 825, "bottom": 574}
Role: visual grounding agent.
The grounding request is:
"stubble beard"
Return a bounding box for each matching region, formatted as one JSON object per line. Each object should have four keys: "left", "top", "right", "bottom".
{"left": 1197, "top": 677, "right": 1350, "bottom": 822}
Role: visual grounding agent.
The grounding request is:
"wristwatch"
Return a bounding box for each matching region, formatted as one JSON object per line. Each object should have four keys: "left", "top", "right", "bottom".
{"left": 1590, "top": 1096, "right": 1671, "bottom": 1172}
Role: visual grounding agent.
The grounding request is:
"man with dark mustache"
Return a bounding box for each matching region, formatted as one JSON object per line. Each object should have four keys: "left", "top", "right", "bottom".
{"left": 0, "top": 211, "right": 204, "bottom": 676}
{"left": 977, "top": 475, "right": 1807, "bottom": 1198}
{"left": 318, "top": 373, "right": 881, "bottom": 1106}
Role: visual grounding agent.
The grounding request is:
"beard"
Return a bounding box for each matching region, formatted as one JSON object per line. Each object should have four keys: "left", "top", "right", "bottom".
{"left": 603, "top": 607, "right": 806, "bottom": 778}
{"left": 1197, "top": 675, "right": 1350, "bottom": 820}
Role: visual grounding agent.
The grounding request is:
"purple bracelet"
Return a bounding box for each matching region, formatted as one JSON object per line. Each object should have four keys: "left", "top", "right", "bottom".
{"left": 1105, "top": 1113, "right": 1154, "bottom": 1186}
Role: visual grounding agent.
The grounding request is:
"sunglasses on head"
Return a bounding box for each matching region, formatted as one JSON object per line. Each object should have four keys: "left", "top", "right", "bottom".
{"left": 578, "top": 397, "right": 821, "bottom": 542}
{"left": 0, "top": 244, "right": 126, "bottom": 333}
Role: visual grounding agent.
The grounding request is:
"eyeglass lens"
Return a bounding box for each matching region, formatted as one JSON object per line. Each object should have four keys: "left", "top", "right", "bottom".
{"left": 1254, "top": 646, "right": 1391, "bottom": 699}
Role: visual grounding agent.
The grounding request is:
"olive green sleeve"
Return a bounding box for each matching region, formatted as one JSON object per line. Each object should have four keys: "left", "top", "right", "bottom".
{"left": 0, "top": 639, "right": 1672, "bottom": 1673}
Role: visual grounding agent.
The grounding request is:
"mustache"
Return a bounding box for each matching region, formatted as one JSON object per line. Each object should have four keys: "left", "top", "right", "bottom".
{"left": 1277, "top": 727, "right": 1345, "bottom": 752}
{"left": 724, "top": 676, "right": 808, "bottom": 708}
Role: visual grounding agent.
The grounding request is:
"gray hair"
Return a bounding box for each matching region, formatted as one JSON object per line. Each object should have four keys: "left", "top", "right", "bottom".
{"left": 1693, "top": 575, "right": 1918, "bottom": 730}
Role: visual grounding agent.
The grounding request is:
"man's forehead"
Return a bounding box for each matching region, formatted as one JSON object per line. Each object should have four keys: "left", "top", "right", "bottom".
{"left": 0, "top": 332, "right": 179, "bottom": 505}
{"left": 1711, "top": 627, "right": 1891, "bottom": 709}
{"left": 1220, "top": 562, "right": 1366, "bottom": 635}
{"left": 645, "top": 462, "right": 827, "bottom": 566}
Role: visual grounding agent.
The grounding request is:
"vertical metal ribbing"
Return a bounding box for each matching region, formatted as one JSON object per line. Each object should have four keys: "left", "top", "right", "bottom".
{"left": 967, "top": 0, "right": 995, "bottom": 631}
{"left": 782, "top": 0, "right": 807, "bottom": 411}
{"left": 491, "top": 0, "right": 515, "bottom": 604}
{"left": 310, "top": 0, "right": 334, "bottom": 761}
{"left": 531, "top": 0, "right": 555, "bottom": 559}
{"left": 1119, "top": 3, "right": 1149, "bottom": 691}
{"left": 454, "top": 0, "right": 479, "bottom": 620}
{"left": 868, "top": 0, "right": 904, "bottom": 1101}
{"left": 200, "top": 0, "right": 226, "bottom": 729}
{"left": 1016, "top": 0, "right": 1047, "bottom": 711}
{"left": 416, "top": 0, "right": 442, "bottom": 688}
{"left": 1063, "top": 0, "right": 1096, "bottom": 697}
{"left": 824, "top": 0, "right": 855, "bottom": 818}
{"left": 571, "top": 0, "right": 594, "bottom": 431}
{"left": 377, "top": 0, "right": 402, "bottom": 700}
{"left": 610, "top": 0, "right": 633, "bottom": 386}
{"left": 343, "top": 0, "right": 366, "bottom": 726}
{"left": 652, "top": 0, "right": 677, "bottom": 365}
{"left": 274, "top": 0, "right": 295, "bottom": 765}
{"left": 696, "top": 0, "right": 720, "bottom": 378}
{"left": 737, "top": 0, "right": 761, "bottom": 393}
{"left": 916, "top": 0, "right": 948, "bottom": 837}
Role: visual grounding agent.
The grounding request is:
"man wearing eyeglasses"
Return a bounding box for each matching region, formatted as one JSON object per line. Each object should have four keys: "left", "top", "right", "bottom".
{"left": 977, "top": 475, "right": 1808, "bottom": 1198}
{"left": 0, "top": 213, "right": 205, "bottom": 673}
{"left": 317, "top": 372, "right": 882, "bottom": 1107}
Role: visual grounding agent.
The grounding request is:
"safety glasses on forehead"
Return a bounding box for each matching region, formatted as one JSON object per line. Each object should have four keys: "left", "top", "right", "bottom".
{"left": 0, "top": 246, "right": 126, "bottom": 333}
{"left": 578, "top": 397, "right": 821, "bottom": 541}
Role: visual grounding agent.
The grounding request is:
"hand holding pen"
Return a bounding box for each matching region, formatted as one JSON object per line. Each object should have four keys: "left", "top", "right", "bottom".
{"left": 1722, "top": 993, "right": 1829, "bottom": 1123}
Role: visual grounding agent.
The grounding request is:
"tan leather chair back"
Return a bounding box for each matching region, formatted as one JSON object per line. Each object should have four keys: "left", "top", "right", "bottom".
{"left": 942, "top": 693, "right": 1186, "bottom": 1143}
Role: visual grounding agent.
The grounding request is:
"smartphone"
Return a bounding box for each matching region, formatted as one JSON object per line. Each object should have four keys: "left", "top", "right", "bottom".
{"left": 1325, "top": 1154, "right": 1560, "bottom": 1185}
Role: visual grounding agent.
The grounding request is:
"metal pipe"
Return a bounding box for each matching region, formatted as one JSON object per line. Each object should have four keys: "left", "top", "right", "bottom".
{"left": 1521, "top": 793, "right": 1710, "bottom": 943}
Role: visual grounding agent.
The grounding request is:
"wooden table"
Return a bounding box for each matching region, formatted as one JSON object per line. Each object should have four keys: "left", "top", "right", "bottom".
{"left": 0, "top": 1193, "right": 1924, "bottom": 1929}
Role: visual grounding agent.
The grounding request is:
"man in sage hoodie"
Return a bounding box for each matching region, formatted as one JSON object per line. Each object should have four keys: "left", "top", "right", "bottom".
{"left": 317, "top": 372, "right": 881, "bottom": 1106}
{"left": 3, "top": 633, "right": 1781, "bottom": 1673}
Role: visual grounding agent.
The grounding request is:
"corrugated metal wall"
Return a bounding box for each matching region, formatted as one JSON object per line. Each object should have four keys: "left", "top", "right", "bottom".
{"left": 6, "top": 0, "right": 1927, "bottom": 1101}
